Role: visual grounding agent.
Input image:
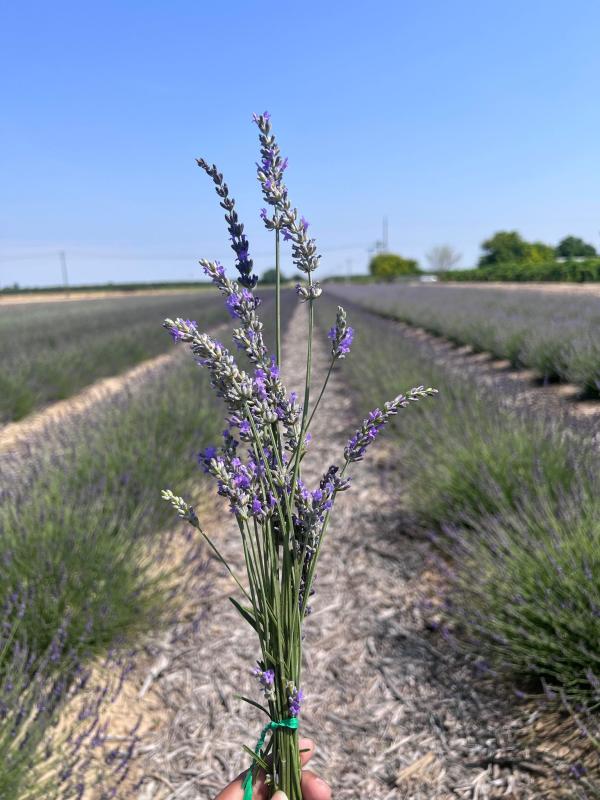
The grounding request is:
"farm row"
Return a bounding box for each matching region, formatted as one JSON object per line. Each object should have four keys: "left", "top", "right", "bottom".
{"left": 0, "top": 288, "right": 287, "bottom": 796}
{"left": 321, "top": 294, "right": 599, "bottom": 779}
{"left": 0, "top": 354, "right": 221, "bottom": 794}
{"left": 330, "top": 282, "right": 600, "bottom": 397}
{"left": 0, "top": 290, "right": 227, "bottom": 423}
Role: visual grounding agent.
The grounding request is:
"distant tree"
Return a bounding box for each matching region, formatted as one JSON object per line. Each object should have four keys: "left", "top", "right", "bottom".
{"left": 261, "top": 267, "right": 289, "bottom": 284}
{"left": 478, "top": 231, "right": 528, "bottom": 266}
{"left": 426, "top": 245, "right": 461, "bottom": 272}
{"left": 524, "top": 241, "right": 555, "bottom": 263}
{"left": 369, "top": 252, "right": 420, "bottom": 281}
{"left": 478, "top": 231, "right": 554, "bottom": 267}
{"left": 555, "top": 236, "right": 597, "bottom": 259}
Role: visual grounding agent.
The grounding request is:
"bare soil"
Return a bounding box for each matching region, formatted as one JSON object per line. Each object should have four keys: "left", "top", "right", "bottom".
{"left": 0, "top": 288, "right": 210, "bottom": 306}
{"left": 413, "top": 281, "right": 600, "bottom": 297}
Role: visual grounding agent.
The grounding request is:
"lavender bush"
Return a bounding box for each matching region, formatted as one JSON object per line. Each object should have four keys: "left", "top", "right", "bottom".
{"left": 162, "top": 112, "right": 436, "bottom": 799}
{"left": 0, "top": 291, "right": 225, "bottom": 423}
{"left": 330, "top": 297, "right": 600, "bottom": 780}
{"left": 0, "top": 607, "right": 138, "bottom": 799}
{"left": 331, "top": 282, "right": 600, "bottom": 396}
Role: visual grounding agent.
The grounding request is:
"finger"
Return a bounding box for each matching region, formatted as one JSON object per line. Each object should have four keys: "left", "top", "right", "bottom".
{"left": 214, "top": 767, "right": 268, "bottom": 800}
{"left": 299, "top": 737, "right": 315, "bottom": 767}
{"left": 301, "top": 770, "right": 332, "bottom": 800}
{"left": 214, "top": 739, "right": 318, "bottom": 800}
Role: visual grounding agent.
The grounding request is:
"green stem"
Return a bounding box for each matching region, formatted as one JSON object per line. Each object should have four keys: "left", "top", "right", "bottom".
{"left": 198, "top": 529, "right": 252, "bottom": 602}
{"left": 289, "top": 291, "right": 315, "bottom": 504}
{"left": 300, "top": 459, "right": 350, "bottom": 617}
{"left": 304, "top": 357, "right": 335, "bottom": 434}
{"left": 275, "top": 227, "right": 281, "bottom": 367}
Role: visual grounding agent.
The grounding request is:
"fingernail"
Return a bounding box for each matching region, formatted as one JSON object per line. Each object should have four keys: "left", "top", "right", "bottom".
{"left": 272, "top": 792, "right": 288, "bottom": 800}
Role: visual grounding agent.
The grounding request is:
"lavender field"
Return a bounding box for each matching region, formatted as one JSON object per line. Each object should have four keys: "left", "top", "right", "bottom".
{"left": 0, "top": 289, "right": 226, "bottom": 422}
{"left": 0, "top": 287, "right": 289, "bottom": 796}
{"left": 330, "top": 282, "right": 600, "bottom": 396}
{"left": 1, "top": 278, "right": 599, "bottom": 799}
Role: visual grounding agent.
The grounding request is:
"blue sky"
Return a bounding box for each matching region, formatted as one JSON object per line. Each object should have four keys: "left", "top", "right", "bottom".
{"left": 1, "top": 1, "right": 599, "bottom": 287}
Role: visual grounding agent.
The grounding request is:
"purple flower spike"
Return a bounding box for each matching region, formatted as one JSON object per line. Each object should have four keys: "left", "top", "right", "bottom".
{"left": 252, "top": 663, "right": 276, "bottom": 700}
{"left": 328, "top": 306, "right": 353, "bottom": 359}
{"left": 345, "top": 387, "right": 437, "bottom": 463}
{"left": 252, "top": 113, "right": 321, "bottom": 276}
{"left": 196, "top": 159, "right": 258, "bottom": 288}
{"left": 165, "top": 318, "right": 198, "bottom": 343}
{"left": 287, "top": 685, "right": 304, "bottom": 717}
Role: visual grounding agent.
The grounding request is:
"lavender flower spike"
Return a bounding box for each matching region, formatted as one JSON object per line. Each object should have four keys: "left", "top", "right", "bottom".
{"left": 196, "top": 158, "right": 258, "bottom": 289}
{"left": 161, "top": 490, "right": 200, "bottom": 529}
{"left": 287, "top": 683, "right": 304, "bottom": 717}
{"left": 253, "top": 111, "right": 289, "bottom": 216}
{"left": 296, "top": 282, "right": 323, "bottom": 302}
{"left": 252, "top": 664, "right": 276, "bottom": 701}
{"left": 253, "top": 112, "right": 321, "bottom": 277}
{"left": 345, "top": 387, "right": 438, "bottom": 463}
{"left": 328, "top": 306, "right": 354, "bottom": 359}
{"left": 199, "top": 259, "right": 268, "bottom": 367}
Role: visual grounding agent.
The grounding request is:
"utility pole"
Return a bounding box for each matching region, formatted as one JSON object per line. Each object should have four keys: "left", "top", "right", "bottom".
{"left": 382, "top": 216, "right": 388, "bottom": 252}
{"left": 59, "top": 250, "right": 69, "bottom": 295}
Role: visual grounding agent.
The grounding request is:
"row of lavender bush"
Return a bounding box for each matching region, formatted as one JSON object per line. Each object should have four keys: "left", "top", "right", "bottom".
{"left": 326, "top": 297, "right": 600, "bottom": 757}
{"left": 0, "top": 345, "right": 225, "bottom": 795}
{"left": 0, "top": 290, "right": 226, "bottom": 422}
{"left": 330, "top": 282, "right": 600, "bottom": 397}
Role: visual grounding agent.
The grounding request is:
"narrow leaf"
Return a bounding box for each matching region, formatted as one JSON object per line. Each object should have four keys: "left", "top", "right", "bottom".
{"left": 235, "top": 694, "right": 273, "bottom": 719}
{"left": 229, "top": 597, "right": 260, "bottom": 633}
{"left": 242, "top": 744, "right": 269, "bottom": 772}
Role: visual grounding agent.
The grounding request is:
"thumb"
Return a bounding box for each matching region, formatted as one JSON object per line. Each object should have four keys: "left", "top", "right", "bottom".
{"left": 272, "top": 793, "right": 288, "bottom": 800}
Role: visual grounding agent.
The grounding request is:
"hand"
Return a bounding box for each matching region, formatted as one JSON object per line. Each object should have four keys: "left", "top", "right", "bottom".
{"left": 215, "top": 737, "right": 331, "bottom": 800}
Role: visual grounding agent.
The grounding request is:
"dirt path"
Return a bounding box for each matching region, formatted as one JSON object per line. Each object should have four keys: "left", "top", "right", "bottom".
{"left": 0, "top": 288, "right": 211, "bottom": 306}
{"left": 131, "top": 303, "right": 583, "bottom": 799}
{"left": 429, "top": 281, "right": 600, "bottom": 297}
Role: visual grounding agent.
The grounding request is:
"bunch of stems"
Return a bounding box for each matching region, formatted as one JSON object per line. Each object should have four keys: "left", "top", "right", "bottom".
{"left": 163, "top": 113, "right": 435, "bottom": 799}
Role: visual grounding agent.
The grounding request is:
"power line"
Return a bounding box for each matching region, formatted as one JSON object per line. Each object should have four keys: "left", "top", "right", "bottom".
{"left": 0, "top": 242, "right": 370, "bottom": 263}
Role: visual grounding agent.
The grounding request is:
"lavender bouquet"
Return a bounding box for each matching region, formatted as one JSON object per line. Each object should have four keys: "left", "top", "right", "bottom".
{"left": 162, "top": 112, "right": 436, "bottom": 800}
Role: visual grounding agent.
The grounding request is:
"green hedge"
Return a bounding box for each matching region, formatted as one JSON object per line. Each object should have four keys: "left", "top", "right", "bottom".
{"left": 440, "top": 259, "right": 600, "bottom": 282}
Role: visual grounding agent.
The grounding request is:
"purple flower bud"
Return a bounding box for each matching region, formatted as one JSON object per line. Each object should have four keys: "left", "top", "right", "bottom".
{"left": 252, "top": 497, "right": 264, "bottom": 515}
{"left": 287, "top": 685, "right": 304, "bottom": 717}
{"left": 328, "top": 307, "right": 353, "bottom": 359}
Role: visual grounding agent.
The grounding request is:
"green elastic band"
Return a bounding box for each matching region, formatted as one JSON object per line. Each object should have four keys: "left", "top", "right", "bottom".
{"left": 242, "top": 717, "right": 299, "bottom": 800}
